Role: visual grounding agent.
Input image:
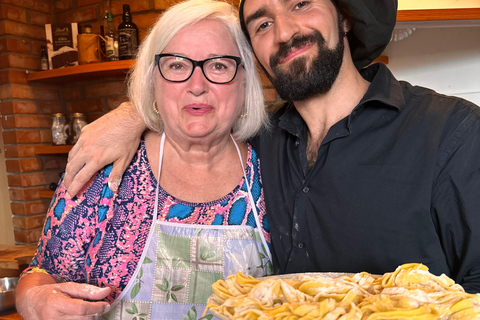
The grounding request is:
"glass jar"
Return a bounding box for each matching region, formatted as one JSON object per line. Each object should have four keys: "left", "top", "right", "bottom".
{"left": 70, "top": 113, "right": 88, "bottom": 144}
{"left": 51, "top": 113, "right": 69, "bottom": 145}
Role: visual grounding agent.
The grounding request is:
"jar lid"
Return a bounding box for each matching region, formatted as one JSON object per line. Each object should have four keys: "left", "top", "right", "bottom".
{"left": 52, "top": 113, "right": 64, "bottom": 117}
{"left": 71, "top": 112, "right": 85, "bottom": 118}
{"left": 83, "top": 25, "right": 92, "bottom": 34}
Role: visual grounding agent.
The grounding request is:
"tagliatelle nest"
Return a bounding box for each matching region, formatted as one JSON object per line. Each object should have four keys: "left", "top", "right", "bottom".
{"left": 205, "top": 263, "right": 480, "bottom": 320}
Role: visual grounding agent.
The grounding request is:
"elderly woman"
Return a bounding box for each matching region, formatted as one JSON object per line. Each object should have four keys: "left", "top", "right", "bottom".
{"left": 15, "top": 0, "right": 271, "bottom": 319}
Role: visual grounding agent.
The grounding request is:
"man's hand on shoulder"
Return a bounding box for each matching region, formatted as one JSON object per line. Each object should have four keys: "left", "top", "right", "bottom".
{"left": 64, "top": 101, "right": 146, "bottom": 198}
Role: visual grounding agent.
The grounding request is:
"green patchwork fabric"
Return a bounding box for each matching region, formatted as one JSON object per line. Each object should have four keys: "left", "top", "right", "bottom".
{"left": 152, "top": 268, "right": 190, "bottom": 303}
{"left": 193, "top": 237, "right": 224, "bottom": 273}
{"left": 119, "top": 300, "right": 151, "bottom": 320}
{"left": 188, "top": 270, "right": 223, "bottom": 304}
{"left": 156, "top": 232, "right": 191, "bottom": 269}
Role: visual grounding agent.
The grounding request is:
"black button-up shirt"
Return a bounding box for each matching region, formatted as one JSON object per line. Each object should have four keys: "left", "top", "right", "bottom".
{"left": 250, "top": 63, "right": 480, "bottom": 292}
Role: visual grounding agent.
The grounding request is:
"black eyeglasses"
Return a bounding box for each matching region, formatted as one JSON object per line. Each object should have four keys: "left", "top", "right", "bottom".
{"left": 155, "top": 54, "right": 243, "bottom": 84}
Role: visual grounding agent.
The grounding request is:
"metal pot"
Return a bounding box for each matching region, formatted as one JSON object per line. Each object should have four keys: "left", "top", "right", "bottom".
{"left": 0, "top": 277, "right": 19, "bottom": 312}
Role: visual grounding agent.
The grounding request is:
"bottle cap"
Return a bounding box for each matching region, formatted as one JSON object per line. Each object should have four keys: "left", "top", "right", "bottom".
{"left": 83, "top": 24, "right": 93, "bottom": 34}
{"left": 123, "top": 4, "right": 130, "bottom": 12}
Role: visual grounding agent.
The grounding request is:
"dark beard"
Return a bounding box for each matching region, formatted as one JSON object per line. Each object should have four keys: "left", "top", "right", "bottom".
{"left": 268, "top": 29, "right": 344, "bottom": 101}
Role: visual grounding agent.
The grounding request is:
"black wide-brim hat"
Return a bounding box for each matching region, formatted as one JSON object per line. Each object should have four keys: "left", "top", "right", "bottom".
{"left": 238, "top": 0, "right": 398, "bottom": 70}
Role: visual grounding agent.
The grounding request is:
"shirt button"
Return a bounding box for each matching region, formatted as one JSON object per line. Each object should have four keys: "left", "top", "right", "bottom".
{"left": 295, "top": 140, "right": 300, "bottom": 146}
{"left": 297, "top": 242, "right": 304, "bottom": 249}
{"left": 302, "top": 187, "right": 309, "bottom": 193}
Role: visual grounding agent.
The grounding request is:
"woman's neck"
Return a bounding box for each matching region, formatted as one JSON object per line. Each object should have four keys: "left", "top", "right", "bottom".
{"left": 144, "top": 130, "right": 248, "bottom": 203}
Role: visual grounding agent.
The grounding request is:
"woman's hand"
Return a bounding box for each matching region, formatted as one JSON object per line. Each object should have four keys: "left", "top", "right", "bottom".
{"left": 63, "top": 101, "right": 146, "bottom": 198}
{"left": 17, "top": 278, "right": 111, "bottom": 320}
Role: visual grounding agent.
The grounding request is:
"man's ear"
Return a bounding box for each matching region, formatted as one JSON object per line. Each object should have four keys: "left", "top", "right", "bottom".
{"left": 343, "top": 16, "right": 353, "bottom": 33}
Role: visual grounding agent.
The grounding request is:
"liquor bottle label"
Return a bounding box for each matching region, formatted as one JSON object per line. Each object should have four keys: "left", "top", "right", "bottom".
{"left": 118, "top": 28, "right": 138, "bottom": 58}
{"left": 106, "top": 36, "right": 115, "bottom": 57}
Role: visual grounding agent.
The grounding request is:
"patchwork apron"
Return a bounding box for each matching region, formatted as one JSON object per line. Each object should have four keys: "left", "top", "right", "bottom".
{"left": 101, "top": 133, "right": 272, "bottom": 320}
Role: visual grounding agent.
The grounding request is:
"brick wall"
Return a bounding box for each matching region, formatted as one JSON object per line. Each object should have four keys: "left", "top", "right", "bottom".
{"left": 0, "top": 0, "right": 277, "bottom": 244}
{"left": 1, "top": 0, "right": 57, "bottom": 244}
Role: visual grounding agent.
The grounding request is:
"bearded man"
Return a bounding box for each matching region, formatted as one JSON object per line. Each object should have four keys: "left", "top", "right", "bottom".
{"left": 63, "top": 0, "right": 480, "bottom": 292}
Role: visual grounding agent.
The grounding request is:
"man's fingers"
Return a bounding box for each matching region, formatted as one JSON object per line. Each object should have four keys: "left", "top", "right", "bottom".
{"left": 108, "top": 159, "right": 131, "bottom": 192}
{"left": 65, "top": 162, "right": 100, "bottom": 198}
{"left": 64, "top": 152, "right": 86, "bottom": 189}
{"left": 67, "top": 138, "right": 82, "bottom": 163}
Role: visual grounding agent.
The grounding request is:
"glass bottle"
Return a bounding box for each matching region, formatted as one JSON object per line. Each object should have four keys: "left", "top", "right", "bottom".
{"left": 40, "top": 46, "right": 49, "bottom": 70}
{"left": 118, "top": 4, "right": 138, "bottom": 60}
{"left": 70, "top": 113, "right": 88, "bottom": 144}
{"left": 51, "top": 113, "right": 69, "bottom": 145}
{"left": 105, "top": 13, "right": 118, "bottom": 61}
{"left": 101, "top": 0, "right": 112, "bottom": 61}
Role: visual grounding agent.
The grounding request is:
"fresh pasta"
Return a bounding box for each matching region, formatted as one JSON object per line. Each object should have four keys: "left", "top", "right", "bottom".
{"left": 206, "top": 263, "right": 480, "bottom": 320}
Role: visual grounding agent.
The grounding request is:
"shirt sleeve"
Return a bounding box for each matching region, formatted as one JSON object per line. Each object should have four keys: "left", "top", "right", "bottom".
{"left": 431, "top": 106, "right": 480, "bottom": 293}
{"left": 21, "top": 165, "right": 114, "bottom": 283}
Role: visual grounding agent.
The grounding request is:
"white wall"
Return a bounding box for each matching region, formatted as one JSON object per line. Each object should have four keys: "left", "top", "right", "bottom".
{"left": 382, "top": 26, "right": 480, "bottom": 106}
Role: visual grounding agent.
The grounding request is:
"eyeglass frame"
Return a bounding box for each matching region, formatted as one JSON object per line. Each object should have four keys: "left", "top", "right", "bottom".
{"left": 154, "top": 54, "right": 243, "bottom": 84}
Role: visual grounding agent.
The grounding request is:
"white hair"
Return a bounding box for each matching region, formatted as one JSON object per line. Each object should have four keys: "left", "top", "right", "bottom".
{"left": 127, "top": 0, "right": 268, "bottom": 141}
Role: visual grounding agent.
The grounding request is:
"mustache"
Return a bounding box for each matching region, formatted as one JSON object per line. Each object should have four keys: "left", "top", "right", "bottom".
{"left": 270, "top": 31, "right": 326, "bottom": 68}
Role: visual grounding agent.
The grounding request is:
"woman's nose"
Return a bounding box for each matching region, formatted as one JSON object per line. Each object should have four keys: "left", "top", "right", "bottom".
{"left": 187, "top": 66, "right": 208, "bottom": 96}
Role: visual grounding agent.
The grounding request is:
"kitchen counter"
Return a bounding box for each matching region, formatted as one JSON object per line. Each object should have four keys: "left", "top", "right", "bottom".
{"left": 0, "top": 245, "right": 33, "bottom": 319}
{"left": 0, "top": 245, "right": 36, "bottom": 278}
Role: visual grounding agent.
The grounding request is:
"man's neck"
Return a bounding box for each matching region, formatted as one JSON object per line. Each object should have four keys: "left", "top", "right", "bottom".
{"left": 294, "top": 62, "right": 369, "bottom": 139}
{"left": 293, "top": 60, "right": 370, "bottom": 168}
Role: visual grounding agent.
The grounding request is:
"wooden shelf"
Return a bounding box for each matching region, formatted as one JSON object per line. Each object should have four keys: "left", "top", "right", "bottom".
{"left": 39, "top": 190, "right": 55, "bottom": 199}
{"left": 397, "top": 8, "right": 480, "bottom": 22}
{"left": 26, "top": 59, "right": 135, "bottom": 84}
{"left": 34, "top": 145, "right": 73, "bottom": 154}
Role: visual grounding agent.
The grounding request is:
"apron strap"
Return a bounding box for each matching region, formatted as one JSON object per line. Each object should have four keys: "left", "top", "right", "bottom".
{"left": 154, "top": 132, "right": 166, "bottom": 222}
{"left": 230, "top": 135, "right": 272, "bottom": 263}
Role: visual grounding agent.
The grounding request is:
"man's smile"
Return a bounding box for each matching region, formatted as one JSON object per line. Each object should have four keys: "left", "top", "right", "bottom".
{"left": 277, "top": 43, "right": 314, "bottom": 65}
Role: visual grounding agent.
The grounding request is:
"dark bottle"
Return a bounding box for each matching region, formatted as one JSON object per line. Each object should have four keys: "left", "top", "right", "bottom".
{"left": 118, "top": 4, "right": 138, "bottom": 60}
{"left": 40, "top": 45, "right": 49, "bottom": 70}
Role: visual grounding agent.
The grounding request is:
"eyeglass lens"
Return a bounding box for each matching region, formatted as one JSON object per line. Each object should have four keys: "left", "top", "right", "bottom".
{"left": 158, "top": 56, "right": 239, "bottom": 83}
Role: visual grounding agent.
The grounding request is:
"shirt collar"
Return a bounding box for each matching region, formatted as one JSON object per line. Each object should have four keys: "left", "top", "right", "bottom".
{"left": 277, "top": 63, "right": 405, "bottom": 137}
{"left": 277, "top": 103, "right": 303, "bottom": 138}
{"left": 359, "top": 63, "right": 405, "bottom": 110}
